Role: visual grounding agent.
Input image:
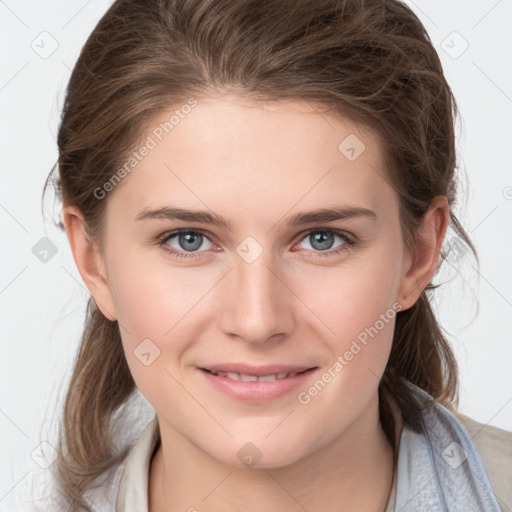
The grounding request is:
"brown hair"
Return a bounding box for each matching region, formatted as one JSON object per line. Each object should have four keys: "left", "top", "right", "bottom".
{"left": 42, "top": 0, "right": 476, "bottom": 508}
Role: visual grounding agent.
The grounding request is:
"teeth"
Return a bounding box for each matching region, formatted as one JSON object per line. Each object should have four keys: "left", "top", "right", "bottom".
{"left": 240, "top": 373, "right": 258, "bottom": 382}
{"left": 258, "top": 374, "right": 278, "bottom": 382}
{"left": 210, "top": 370, "right": 300, "bottom": 381}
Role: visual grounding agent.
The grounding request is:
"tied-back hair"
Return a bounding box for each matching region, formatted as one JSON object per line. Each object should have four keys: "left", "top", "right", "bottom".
{"left": 42, "top": 0, "right": 476, "bottom": 509}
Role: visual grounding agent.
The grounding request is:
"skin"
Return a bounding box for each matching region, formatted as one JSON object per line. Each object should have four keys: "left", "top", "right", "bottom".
{"left": 63, "top": 94, "right": 449, "bottom": 512}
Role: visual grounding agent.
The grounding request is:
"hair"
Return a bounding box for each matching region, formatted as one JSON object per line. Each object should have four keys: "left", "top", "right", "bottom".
{"left": 41, "top": 0, "right": 477, "bottom": 509}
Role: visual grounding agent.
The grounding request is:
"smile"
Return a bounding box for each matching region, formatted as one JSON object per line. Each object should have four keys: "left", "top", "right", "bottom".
{"left": 204, "top": 369, "right": 303, "bottom": 381}
{"left": 199, "top": 367, "right": 317, "bottom": 402}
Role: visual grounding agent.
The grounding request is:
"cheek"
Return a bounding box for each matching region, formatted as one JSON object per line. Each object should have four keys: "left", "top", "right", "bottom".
{"left": 302, "top": 249, "right": 401, "bottom": 332}
{"left": 293, "top": 267, "right": 399, "bottom": 426}
{"left": 296, "top": 248, "right": 402, "bottom": 376}
{"left": 106, "top": 252, "right": 219, "bottom": 388}
{"left": 108, "top": 248, "right": 212, "bottom": 338}
{"left": 110, "top": 266, "right": 188, "bottom": 410}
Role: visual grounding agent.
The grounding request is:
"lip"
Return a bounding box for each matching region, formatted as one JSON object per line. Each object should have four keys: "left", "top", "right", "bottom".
{"left": 200, "top": 363, "right": 315, "bottom": 376}
{"left": 197, "top": 364, "right": 318, "bottom": 402}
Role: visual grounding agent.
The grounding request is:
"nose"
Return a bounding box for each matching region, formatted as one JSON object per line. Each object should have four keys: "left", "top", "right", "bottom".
{"left": 218, "top": 251, "right": 295, "bottom": 345}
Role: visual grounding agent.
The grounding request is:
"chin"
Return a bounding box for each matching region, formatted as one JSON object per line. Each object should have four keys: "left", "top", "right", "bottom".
{"left": 210, "top": 435, "right": 308, "bottom": 470}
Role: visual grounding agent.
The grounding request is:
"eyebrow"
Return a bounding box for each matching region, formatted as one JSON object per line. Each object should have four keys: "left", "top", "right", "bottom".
{"left": 134, "top": 205, "right": 376, "bottom": 230}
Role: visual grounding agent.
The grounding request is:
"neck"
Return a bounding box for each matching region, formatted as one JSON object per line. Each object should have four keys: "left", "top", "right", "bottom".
{"left": 149, "top": 390, "right": 398, "bottom": 512}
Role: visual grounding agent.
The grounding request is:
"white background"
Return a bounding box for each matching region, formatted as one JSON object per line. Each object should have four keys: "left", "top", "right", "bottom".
{"left": 1, "top": 0, "right": 511, "bottom": 509}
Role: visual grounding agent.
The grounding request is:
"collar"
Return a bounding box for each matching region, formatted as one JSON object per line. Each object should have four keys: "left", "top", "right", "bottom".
{"left": 394, "top": 382, "right": 502, "bottom": 511}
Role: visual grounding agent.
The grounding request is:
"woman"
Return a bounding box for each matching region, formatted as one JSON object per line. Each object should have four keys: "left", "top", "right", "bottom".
{"left": 41, "top": 0, "right": 512, "bottom": 510}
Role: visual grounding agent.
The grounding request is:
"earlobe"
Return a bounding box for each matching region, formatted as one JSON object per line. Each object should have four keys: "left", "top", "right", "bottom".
{"left": 62, "top": 205, "right": 118, "bottom": 322}
{"left": 397, "top": 196, "right": 450, "bottom": 310}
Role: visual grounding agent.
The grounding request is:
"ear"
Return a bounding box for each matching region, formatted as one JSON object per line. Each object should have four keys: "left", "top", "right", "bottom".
{"left": 62, "top": 204, "right": 118, "bottom": 321}
{"left": 397, "top": 195, "right": 450, "bottom": 311}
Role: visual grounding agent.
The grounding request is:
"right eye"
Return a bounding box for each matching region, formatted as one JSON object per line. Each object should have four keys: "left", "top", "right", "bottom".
{"left": 158, "top": 229, "right": 216, "bottom": 260}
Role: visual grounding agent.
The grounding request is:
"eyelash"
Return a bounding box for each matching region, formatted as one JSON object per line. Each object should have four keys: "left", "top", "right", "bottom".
{"left": 156, "top": 228, "right": 356, "bottom": 261}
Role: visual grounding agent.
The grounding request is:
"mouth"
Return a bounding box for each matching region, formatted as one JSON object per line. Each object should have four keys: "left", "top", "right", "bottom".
{"left": 200, "top": 367, "right": 312, "bottom": 382}
{"left": 197, "top": 365, "right": 318, "bottom": 402}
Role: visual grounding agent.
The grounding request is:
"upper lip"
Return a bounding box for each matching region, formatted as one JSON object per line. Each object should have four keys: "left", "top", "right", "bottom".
{"left": 199, "top": 363, "right": 317, "bottom": 376}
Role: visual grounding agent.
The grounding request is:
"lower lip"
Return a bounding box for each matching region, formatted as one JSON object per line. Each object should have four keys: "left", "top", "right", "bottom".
{"left": 198, "top": 368, "right": 317, "bottom": 402}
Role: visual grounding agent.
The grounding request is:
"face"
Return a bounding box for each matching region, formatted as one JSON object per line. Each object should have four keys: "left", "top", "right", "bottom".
{"left": 88, "top": 95, "right": 416, "bottom": 468}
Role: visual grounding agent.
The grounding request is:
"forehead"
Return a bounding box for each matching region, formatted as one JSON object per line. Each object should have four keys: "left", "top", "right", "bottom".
{"left": 144, "top": 94, "right": 382, "bottom": 170}
{"left": 105, "top": 95, "right": 394, "bottom": 227}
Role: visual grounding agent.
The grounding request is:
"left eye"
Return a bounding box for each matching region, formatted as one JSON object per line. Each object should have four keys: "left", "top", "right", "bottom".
{"left": 296, "top": 230, "right": 350, "bottom": 252}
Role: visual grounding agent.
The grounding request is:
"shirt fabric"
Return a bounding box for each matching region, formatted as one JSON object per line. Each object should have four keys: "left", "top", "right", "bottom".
{"left": 84, "top": 386, "right": 512, "bottom": 512}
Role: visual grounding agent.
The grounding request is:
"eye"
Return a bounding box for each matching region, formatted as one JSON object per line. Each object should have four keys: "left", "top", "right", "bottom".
{"left": 158, "top": 229, "right": 216, "bottom": 260}
{"left": 294, "top": 229, "right": 355, "bottom": 258}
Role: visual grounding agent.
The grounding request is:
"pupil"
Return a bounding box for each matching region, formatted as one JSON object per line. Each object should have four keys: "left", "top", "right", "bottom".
{"left": 312, "top": 232, "right": 333, "bottom": 251}
{"left": 180, "top": 232, "right": 202, "bottom": 251}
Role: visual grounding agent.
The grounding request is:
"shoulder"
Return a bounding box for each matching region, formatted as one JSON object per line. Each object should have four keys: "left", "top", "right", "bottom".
{"left": 454, "top": 410, "right": 512, "bottom": 510}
